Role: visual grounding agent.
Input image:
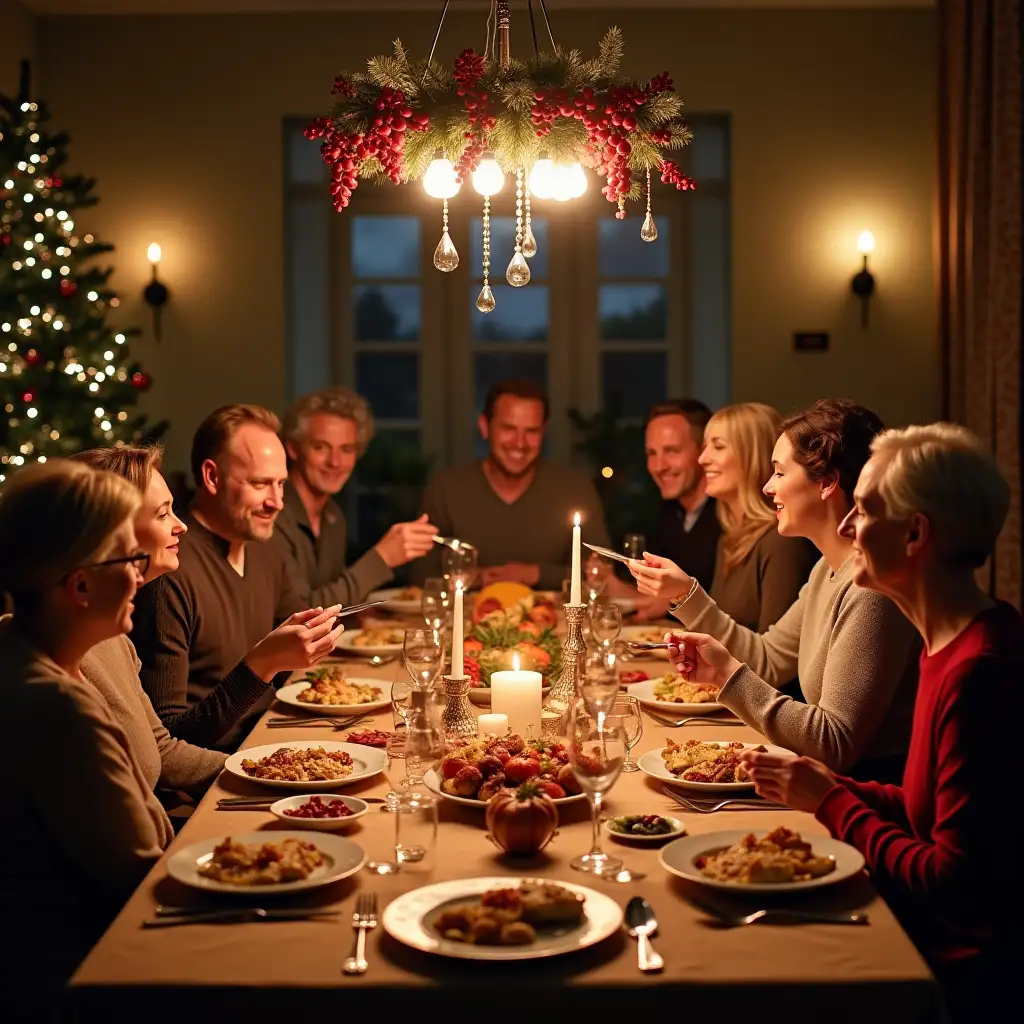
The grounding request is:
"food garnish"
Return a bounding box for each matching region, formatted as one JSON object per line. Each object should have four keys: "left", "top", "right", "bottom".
{"left": 609, "top": 814, "right": 677, "bottom": 836}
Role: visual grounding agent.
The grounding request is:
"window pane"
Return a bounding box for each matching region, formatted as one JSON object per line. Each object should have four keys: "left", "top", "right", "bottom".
{"left": 354, "top": 285, "right": 420, "bottom": 341}
{"left": 355, "top": 430, "right": 427, "bottom": 486}
{"left": 691, "top": 193, "right": 731, "bottom": 409}
{"left": 599, "top": 218, "right": 669, "bottom": 277}
{"left": 473, "top": 353, "right": 547, "bottom": 414}
{"left": 351, "top": 216, "right": 420, "bottom": 278}
{"left": 286, "top": 122, "right": 326, "bottom": 184}
{"left": 599, "top": 284, "right": 667, "bottom": 340}
{"left": 471, "top": 285, "right": 548, "bottom": 342}
{"left": 689, "top": 117, "right": 730, "bottom": 181}
{"left": 355, "top": 353, "right": 419, "bottom": 418}
{"left": 472, "top": 216, "right": 549, "bottom": 278}
{"left": 287, "top": 197, "right": 331, "bottom": 398}
{"left": 602, "top": 352, "right": 667, "bottom": 418}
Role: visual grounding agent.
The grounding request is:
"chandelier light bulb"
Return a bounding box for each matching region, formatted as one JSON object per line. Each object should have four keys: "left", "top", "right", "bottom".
{"left": 567, "top": 163, "right": 588, "bottom": 199}
{"left": 423, "top": 158, "right": 461, "bottom": 199}
{"left": 472, "top": 159, "right": 505, "bottom": 197}
{"left": 551, "top": 164, "right": 575, "bottom": 202}
{"left": 528, "top": 159, "right": 555, "bottom": 200}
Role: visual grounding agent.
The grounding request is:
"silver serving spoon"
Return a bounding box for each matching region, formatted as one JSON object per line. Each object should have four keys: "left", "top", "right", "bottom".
{"left": 625, "top": 897, "right": 664, "bottom": 973}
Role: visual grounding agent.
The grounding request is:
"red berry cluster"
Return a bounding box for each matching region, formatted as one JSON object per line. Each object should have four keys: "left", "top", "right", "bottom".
{"left": 649, "top": 72, "right": 673, "bottom": 93}
{"left": 659, "top": 160, "right": 696, "bottom": 191}
{"left": 305, "top": 89, "right": 428, "bottom": 212}
{"left": 453, "top": 49, "right": 494, "bottom": 183}
{"left": 331, "top": 76, "right": 356, "bottom": 98}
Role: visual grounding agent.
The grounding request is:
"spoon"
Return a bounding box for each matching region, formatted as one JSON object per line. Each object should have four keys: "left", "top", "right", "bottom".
{"left": 625, "top": 896, "right": 664, "bottom": 973}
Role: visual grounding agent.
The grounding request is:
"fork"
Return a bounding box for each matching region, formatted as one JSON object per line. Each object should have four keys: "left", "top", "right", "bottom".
{"left": 267, "top": 715, "right": 371, "bottom": 731}
{"left": 662, "top": 787, "right": 788, "bottom": 813}
{"left": 644, "top": 711, "right": 744, "bottom": 727}
{"left": 342, "top": 892, "right": 378, "bottom": 975}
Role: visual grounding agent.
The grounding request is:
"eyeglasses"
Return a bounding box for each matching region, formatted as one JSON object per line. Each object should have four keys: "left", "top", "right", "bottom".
{"left": 81, "top": 552, "right": 152, "bottom": 576}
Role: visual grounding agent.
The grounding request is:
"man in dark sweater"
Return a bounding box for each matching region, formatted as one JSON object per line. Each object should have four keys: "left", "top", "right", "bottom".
{"left": 131, "top": 405, "right": 346, "bottom": 751}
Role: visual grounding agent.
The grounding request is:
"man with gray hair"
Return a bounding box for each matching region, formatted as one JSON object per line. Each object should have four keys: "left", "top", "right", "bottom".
{"left": 273, "top": 387, "right": 437, "bottom": 606}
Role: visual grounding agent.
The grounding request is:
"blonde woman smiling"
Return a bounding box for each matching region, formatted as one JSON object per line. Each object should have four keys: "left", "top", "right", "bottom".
{"left": 697, "top": 403, "right": 819, "bottom": 632}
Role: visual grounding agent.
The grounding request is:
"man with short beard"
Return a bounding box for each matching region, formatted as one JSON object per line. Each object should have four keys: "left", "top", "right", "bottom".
{"left": 419, "top": 379, "right": 610, "bottom": 590}
{"left": 131, "top": 405, "right": 346, "bottom": 751}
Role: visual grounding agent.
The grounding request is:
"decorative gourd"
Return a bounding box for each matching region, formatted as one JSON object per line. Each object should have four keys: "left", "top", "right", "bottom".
{"left": 485, "top": 781, "right": 559, "bottom": 855}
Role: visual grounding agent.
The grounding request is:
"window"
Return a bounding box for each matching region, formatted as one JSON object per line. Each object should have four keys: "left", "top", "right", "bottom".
{"left": 284, "top": 115, "right": 731, "bottom": 546}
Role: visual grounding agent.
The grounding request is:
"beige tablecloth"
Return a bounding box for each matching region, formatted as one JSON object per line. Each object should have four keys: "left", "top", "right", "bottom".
{"left": 70, "top": 650, "right": 942, "bottom": 1021}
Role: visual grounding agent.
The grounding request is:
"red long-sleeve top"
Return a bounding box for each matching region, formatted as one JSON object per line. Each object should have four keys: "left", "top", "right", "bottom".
{"left": 816, "top": 601, "right": 1023, "bottom": 967}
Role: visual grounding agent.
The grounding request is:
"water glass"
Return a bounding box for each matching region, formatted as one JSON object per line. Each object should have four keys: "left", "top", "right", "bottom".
{"left": 567, "top": 697, "right": 626, "bottom": 876}
{"left": 393, "top": 789, "right": 439, "bottom": 873}
{"left": 622, "top": 533, "right": 646, "bottom": 561}
{"left": 581, "top": 647, "right": 620, "bottom": 714}
{"left": 442, "top": 543, "right": 478, "bottom": 592}
{"left": 382, "top": 731, "right": 407, "bottom": 811}
{"left": 404, "top": 628, "right": 443, "bottom": 688}
{"left": 590, "top": 600, "right": 623, "bottom": 647}
{"left": 421, "top": 577, "right": 451, "bottom": 632}
{"left": 607, "top": 694, "right": 643, "bottom": 772}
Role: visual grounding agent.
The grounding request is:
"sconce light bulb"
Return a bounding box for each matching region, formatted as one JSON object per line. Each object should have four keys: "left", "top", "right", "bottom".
{"left": 147, "top": 242, "right": 162, "bottom": 264}
{"left": 857, "top": 231, "right": 875, "bottom": 256}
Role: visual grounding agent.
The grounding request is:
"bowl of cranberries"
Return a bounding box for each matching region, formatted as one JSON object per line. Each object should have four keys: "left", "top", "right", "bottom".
{"left": 268, "top": 794, "right": 370, "bottom": 830}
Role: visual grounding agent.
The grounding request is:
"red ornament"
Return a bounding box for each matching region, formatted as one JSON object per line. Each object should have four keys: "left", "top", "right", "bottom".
{"left": 24, "top": 349, "right": 43, "bottom": 367}
{"left": 131, "top": 371, "right": 151, "bottom": 390}
{"left": 59, "top": 278, "right": 77, "bottom": 298}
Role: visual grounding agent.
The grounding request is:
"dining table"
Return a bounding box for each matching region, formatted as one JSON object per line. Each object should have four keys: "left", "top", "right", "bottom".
{"left": 69, "top": 618, "right": 944, "bottom": 1022}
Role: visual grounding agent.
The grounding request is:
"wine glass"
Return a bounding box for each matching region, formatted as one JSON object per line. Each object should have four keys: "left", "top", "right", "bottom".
{"left": 403, "top": 628, "right": 443, "bottom": 689}
{"left": 622, "top": 533, "right": 646, "bottom": 561}
{"left": 442, "top": 543, "right": 478, "bottom": 592}
{"left": 382, "top": 731, "right": 407, "bottom": 812}
{"left": 582, "top": 647, "right": 619, "bottom": 714}
{"left": 421, "top": 577, "right": 451, "bottom": 632}
{"left": 590, "top": 600, "right": 623, "bottom": 648}
{"left": 584, "top": 551, "right": 609, "bottom": 604}
{"left": 606, "top": 694, "right": 643, "bottom": 772}
{"left": 567, "top": 696, "right": 626, "bottom": 875}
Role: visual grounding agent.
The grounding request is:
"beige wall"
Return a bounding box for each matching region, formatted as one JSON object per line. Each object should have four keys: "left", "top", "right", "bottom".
{"left": 35, "top": 6, "right": 937, "bottom": 474}
{"left": 0, "top": 0, "right": 35, "bottom": 98}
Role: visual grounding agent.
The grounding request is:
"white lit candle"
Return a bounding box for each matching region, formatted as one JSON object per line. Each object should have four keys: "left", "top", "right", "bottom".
{"left": 452, "top": 580, "right": 464, "bottom": 677}
{"left": 478, "top": 713, "right": 508, "bottom": 738}
{"left": 490, "top": 653, "right": 542, "bottom": 739}
{"left": 570, "top": 511, "right": 582, "bottom": 604}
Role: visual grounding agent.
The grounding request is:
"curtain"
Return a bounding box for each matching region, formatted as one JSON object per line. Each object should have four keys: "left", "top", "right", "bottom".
{"left": 938, "top": 0, "right": 1022, "bottom": 608}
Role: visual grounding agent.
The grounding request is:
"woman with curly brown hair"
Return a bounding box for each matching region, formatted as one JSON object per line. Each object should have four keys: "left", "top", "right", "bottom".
{"left": 631, "top": 399, "right": 920, "bottom": 782}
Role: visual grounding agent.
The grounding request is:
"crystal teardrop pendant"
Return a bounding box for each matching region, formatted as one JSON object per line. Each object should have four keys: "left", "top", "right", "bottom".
{"left": 505, "top": 251, "right": 531, "bottom": 287}
{"left": 475, "top": 283, "right": 496, "bottom": 313}
{"left": 641, "top": 211, "right": 659, "bottom": 242}
{"left": 432, "top": 230, "right": 459, "bottom": 272}
{"left": 522, "top": 224, "right": 537, "bottom": 258}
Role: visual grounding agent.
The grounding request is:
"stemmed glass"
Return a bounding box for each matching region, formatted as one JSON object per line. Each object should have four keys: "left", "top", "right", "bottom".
{"left": 567, "top": 696, "right": 626, "bottom": 876}
{"left": 403, "top": 628, "right": 444, "bottom": 688}
{"left": 582, "top": 646, "right": 620, "bottom": 715}
{"left": 607, "top": 694, "right": 643, "bottom": 772}
{"left": 442, "top": 543, "right": 478, "bottom": 592}
{"left": 590, "top": 601, "right": 623, "bottom": 649}
{"left": 584, "top": 551, "right": 609, "bottom": 604}
{"left": 421, "top": 577, "right": 452, "bottom": 633}
{"left": 622, "top": 533, "right": 646, "bottom": 561}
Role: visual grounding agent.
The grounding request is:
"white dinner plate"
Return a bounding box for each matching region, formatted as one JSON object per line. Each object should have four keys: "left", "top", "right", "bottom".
{"left": 166, "top": 831, "right": 366, "bottom": 895}
{"left": 467, "top": 684, "right": 551, "bottom": 706}
{"left": 625, "top": 677, "right": 724, "bottom": 715}
{"left": 382, "top": 876, "right": 623, "bottom": 960}
{"left": 637, "top": 742, "right": 790, "bottom": 793}
{"left": 659, "top": 829, "right": 866, "bottom": 893}
{"left": 224, "top": 740, "right": 387, "bottom": 791}
{"left": 620, "top": 625, "right": 672, "bottom": 658}
{"left": 334, "top": 628, "right": 406, "bottom": 657}
{"left": 367, "top": 586, "right": 423, "bottom": 616}
{"left": 276, "top": 678, "right": 393, "bottom": 716}
{"left": 423, "top": 768, "right": 587, "bottom": 808}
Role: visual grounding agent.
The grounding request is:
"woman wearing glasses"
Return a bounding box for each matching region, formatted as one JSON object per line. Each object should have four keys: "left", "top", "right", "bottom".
{"left": 72, "top": 446, "right": 227, "bottom": 800}
{"left": 0, "top": 460, "right": 174, "bottom": 1014}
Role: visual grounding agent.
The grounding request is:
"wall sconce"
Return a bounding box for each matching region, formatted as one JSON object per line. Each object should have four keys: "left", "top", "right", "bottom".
{"left": 143, "top": 242, "right": 169, "bottom": 342}
{"left": 851, "top": 230, "right": 875, "bottom": 328}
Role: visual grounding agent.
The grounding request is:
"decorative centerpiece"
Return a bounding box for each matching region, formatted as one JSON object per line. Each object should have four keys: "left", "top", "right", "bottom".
{"left": 485, "top": 781, "right": 559, "bottom": 856}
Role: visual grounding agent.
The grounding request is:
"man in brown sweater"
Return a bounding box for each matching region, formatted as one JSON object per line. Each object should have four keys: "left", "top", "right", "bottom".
{"left": 272, "top": 387, "right": 438, "bottom": 606}
{"left": 419, "top": 380, "right": 610, "bottom": 590}
{"left": 131, "top": 405, "right": 346, "bottom": 751}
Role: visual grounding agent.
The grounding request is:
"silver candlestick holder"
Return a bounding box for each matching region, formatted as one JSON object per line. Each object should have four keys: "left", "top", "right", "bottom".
{"left": 441, "top": 675, "right": 477, "bottom": 745}
{"left": 541, "top": 603, "right": 588, "bottom": 736}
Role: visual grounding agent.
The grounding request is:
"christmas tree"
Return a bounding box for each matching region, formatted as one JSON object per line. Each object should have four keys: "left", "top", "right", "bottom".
{"left": 0, "top": 63, "right": 164, "bottom": 484}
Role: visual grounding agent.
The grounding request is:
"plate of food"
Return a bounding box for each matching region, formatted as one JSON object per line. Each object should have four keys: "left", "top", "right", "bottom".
{"left": 620, "top": 625, "right": 672, "bottom": 658}
{"left": 276, "top": 668, "right": 392, "bottom": 715}
{"left": 335, "top": 627, "right": 406, "bottom": 657}
{"left": 638, "top": 739, "right": 790, "bottom": 792}
{"left": 166, "top": 831, "right": 366, "bottom": 895}
{"left": 367, "top": 586, "right": 422, "bottom": 616}
{"left": 659, "top": 827, "right": 865, "bottom": 893}
{"left": 223, "top": 740, "right": 387, "bottom": 791}
{"left": 625, "top": 675, "right": 724, "bottom": 715}
{"left": 382, "top": 877, "right": 622, "bottom": 960}
{"left": 268, "top": 794, "right": 371, "bottom": 831}
{"left": 603, "top": 814, "right": 685, "bottom": 844}
{"left": 424, "top": 733, "right": 587, "bottom": 807}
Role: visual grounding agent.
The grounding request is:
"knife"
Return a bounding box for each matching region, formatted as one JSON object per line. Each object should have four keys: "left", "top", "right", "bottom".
{"left": 333, "top": 599, "right": 389, "bottom": 619}
{"left": 216, "top": 795, "right": 387, "bottom": 806}
{"left": 583, "top": 542, "right": 638, "bottom": 565}
{"left": 145, "top": 907, "right": 339, "bottom": 927}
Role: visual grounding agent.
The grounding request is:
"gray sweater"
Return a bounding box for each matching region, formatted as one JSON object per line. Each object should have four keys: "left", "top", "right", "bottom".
{"left": 673, "top": 556, "right": 920, "bottom": 771}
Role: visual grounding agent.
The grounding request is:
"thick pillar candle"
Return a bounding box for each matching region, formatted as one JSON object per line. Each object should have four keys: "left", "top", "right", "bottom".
{"left": 490, "top": 654, "right": 542, "bottom": 739}
{"left": 452, "top": 581, "right": 464, "bottom": 677}
{"left": 570, "top": 511, "right": 582, "bottom": 604}
{"left": 478, "top": 713, "right": 508, "bottom": 737}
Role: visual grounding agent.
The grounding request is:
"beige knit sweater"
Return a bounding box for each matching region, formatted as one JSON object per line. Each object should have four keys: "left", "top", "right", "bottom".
{"left": 673, "top": 556, "right": 920, "bottom": 771}
{"left": 80, "top": 635, "right": 226, "bottom": 793}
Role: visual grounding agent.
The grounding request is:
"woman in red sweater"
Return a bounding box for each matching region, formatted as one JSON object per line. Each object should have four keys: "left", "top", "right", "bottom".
{"left": 738, "top": 423, "right": 1021, "bottom": 1021}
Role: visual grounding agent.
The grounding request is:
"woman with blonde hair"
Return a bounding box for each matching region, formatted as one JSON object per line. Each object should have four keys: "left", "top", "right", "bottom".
{"left": 73, "top": 445, "right": 226, "bottom": 802}
{"left": 0, "top": 460, "right": 173, "bottom": 1016}
{"left": 739, "top": 423, "right": 1021, "bottom": 1022}
{"left": 696, "top": 402, "right": 818, "bottom": 631}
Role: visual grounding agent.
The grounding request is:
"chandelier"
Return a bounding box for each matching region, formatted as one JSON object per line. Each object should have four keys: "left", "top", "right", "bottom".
{"left": 307, "top": 0, "right": 694, "bottom": 313}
